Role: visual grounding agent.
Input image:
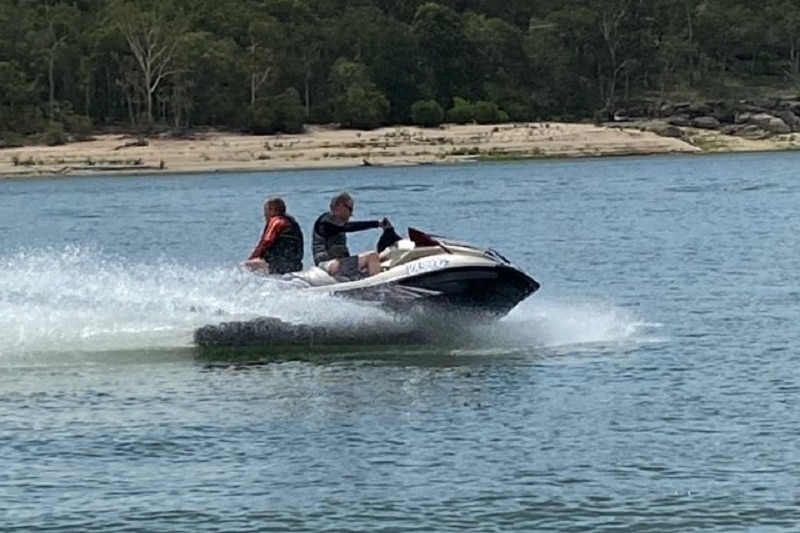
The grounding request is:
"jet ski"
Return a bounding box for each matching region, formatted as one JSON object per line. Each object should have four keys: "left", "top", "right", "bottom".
{"left": 193, "top": 227, "right": 539, "bottom": 348}
{"left": 284, "top": 227, "right": 540, "bottom": 320}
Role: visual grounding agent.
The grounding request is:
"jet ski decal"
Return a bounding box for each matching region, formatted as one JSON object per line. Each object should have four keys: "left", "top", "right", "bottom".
{"left": 405, "top": 258, "right": 450, "bottom": 276}
{"left": 390, "top": 285, "right": 443, "bottom": 300}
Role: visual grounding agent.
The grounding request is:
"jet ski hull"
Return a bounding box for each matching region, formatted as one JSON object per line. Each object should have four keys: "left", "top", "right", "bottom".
{"left": 278, "top": 227, "right": 541, "bottom": 321}
{"left": 397, "top": 264, "right": 539, "bottom": 317}
{"left": 332, "top": 264, "right": 539, "bottom": 319}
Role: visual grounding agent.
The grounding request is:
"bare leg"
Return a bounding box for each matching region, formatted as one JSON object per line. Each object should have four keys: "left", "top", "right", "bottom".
{"left": 325, "top": 259, "right": 341, "bottom": 276}
{"left": 243, "top": 258, "right": 271, "bottom": 274}
{"left": 358, "top": 251, "right": 381, "bottom": 276}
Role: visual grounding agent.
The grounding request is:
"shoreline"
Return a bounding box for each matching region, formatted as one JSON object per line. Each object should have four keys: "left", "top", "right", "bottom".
{"left": 2, "top": 122, "right": 799, "bottom": 180}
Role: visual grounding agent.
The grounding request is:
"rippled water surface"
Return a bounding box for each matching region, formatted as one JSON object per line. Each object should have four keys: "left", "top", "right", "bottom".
{"left": 3, "top": 153, "right": 800, "bottom": 531}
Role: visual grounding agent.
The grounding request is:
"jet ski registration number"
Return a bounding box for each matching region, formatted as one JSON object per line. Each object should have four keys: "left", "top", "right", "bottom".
{"left": 406, "top": 258, "right": 449, "bottom": 275}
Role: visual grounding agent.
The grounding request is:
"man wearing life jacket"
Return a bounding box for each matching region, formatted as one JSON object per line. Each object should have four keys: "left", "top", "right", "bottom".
{"left": 312, "top": 191, "right": 391, "bottom": 280}
{"left": 244, "top": 196, "right": 304, "bottom": 274}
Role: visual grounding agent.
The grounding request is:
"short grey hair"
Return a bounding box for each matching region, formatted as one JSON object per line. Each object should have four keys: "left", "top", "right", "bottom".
{"left": 330, "top": 191, "right": 353, "bottom": 210}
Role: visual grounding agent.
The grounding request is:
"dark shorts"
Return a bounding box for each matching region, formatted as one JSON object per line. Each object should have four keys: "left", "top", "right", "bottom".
{"left": 320, "top": 255, "right": 363, "bottom": 281}
{"left": 338, "top": 255, "right": 362, "bottom": 279}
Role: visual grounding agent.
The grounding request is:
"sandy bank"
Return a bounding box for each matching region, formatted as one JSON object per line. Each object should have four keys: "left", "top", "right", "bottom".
{"left": 1, "top": 122, "right": 798, "bottom": 179}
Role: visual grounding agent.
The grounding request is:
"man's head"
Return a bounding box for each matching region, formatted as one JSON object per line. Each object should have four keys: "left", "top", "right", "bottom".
{"left": 330, "top": 191, "right": 354, "bottom": 221}
{"left": 264, "top": 196, "right": 287, "bottom": 219}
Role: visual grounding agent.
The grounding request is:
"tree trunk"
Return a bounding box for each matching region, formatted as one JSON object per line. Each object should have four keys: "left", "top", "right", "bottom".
{"left": 105, "top": 67, "right": 112, "bottom": 120}
{"left": 116, "top": 4, "right": 182, "bottom": 127}
{"left": 684, "top": 0, "right": 696, "bottom": 84}
{"left": 143, "top": 69, "right": 153, "bottom": 126}
{"left": 125, "top": 87, "right": 134, "bottom": 125}
{"left": 303, "top": 50, "right": 316, "bottom": 117}
{"left": 600, "top": 2, "right": 627, "bottom": 114}
{"left": 249, "top": 43, "right": 273, "bottom": 106}
{"left": 48, "top": 53, "right": 56, "bottom": 123}
{"left": 46, "top": 34, "right": 66, "bottom": 124}
{"left": 304, "top": 62, "right": 311, "bottom": 117}
{"left": 83, "top": 60, "right": 91, "bottom": 118}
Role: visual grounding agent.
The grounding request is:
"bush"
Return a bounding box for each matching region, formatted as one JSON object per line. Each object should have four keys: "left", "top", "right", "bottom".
{"left": 269, "top": 88, "right": 306, "bottom": 134}
{"left": 473, "top": 101, "right": 508, "bottom": 124}
{"left": 410, "top": 100, "right": 444, "bottom": 127}
{"left": 0, "top": 131, "right": 25, "bottom": 148}
{"left": 501, "top": 102, "right": 531, "bottom": 122}
{"left": 246, "top": 105, "right": 275, "bottom": 135}
{"left": 333, "top": 85, "right": 390, "bottom": 130}
{"left": 245, "top": 89, "right": 306, "bottom": 135}
{"left": 44, "top": 123, "right": 67, "bottom": 146}
{"left": 63, "top": 114, "right": 95, "bottom": 141}
{"left": 446, "top": 97, "right": 474, "bottom": 124}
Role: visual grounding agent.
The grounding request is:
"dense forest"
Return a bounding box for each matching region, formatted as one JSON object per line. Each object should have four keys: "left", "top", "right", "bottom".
{"left": 1, "top": 0, "right": 799, "bottom": 144}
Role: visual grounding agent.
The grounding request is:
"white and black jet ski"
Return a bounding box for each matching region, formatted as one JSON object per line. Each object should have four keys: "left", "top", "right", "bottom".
{"left": 193, "top": 227, "right": 539, "bottom": 348}
{"left": 285, "top": 227, "right": 540, "bottom": 320}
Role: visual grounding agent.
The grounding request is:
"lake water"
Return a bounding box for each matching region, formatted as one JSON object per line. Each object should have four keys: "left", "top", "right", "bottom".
{"left": 2, "top": 153, "right": 800, "bottom": 531}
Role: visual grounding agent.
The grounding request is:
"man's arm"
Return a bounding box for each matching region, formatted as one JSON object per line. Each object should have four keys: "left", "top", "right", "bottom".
{"left": 316, "top": 218, "right": 380, "bottom": 238}
{"left": 344, "top": 220, "right": 381, "bottom": 233}
{"left": 248, "top": 217, "right": 289, "bottom": 259}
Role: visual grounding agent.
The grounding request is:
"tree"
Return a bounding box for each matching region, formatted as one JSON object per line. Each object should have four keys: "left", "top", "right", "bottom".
{"left": 598, "top": 0, "right": 631, "bottom": 114}
{"left": 464, "top": 13, "right": 531, "bottom": 117}
{"left": 107, "top": 0, "right": 185, "bottom": 127}
{"left": 412, "top": 3, "right": 478, "bottom": 103}
{"left": 329, "top": 58, "right": 390, "bottom": 129}
{"left": 0, "top": 61, "right": 41, "bottom": 134}
{"left": 39, "top": 6, "right": 68, "bottom": 123}
{"left": 410, "top": 99, "right": 444, "bottom": 127}
{"left": 524, "top": 9, "right": 597, "bottom": 116}
{"left": 446, "top": 97, "right": 474, "bottom": 123}
{"left": 247, "top": 87, "right": 306, "bottom": 134}
{"left": 246, "top": 16, "right": 284, "bottom": 106}
{"left": 764, "top": 0, "right": 800, "bottom": 82}
{"left": 695, "top": 0, "right": 752, "bottom": 81}
{"left": 364, "top": 16, "right": 423, "bottom": 122}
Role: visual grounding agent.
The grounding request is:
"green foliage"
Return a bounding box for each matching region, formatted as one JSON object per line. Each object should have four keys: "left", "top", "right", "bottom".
{"left": 63, "top": 114, "right": 95, "bottom": 141}
{"left": 499, "top": 101, "right": 531, "bottom": 122}
{"left": 410, "top": 99, "right": 444, "bottom": 127}
{"left": 268, "top": 88, "right": 306, "bottom": 134}
{"left": 473, "top": 100, "right": 508, "bottom": 124}
{"left": 0, "top": 0, "right": 799, "bottom": 142}
{"left": 329, "top": 58, "right": 390, "bottom": 130}
{"left": 43, "top": 123, "right": 67, "bottom": 146}
{"left": 246, "top": 105, "right": 273, "bottom": 135}
{"left": 446, "top": 97, "right": 474, "bottom": 124}
{"left": 246, "top": 88, "right": 306, "bottom": 135}
{"left": 412, "top": 3, "right": 478, "bottom": 101}
{"left": 0, "top": 131, "right": 26, "bottom": 148}
{"left": 333, "top": 85, "right": 390, "bottom": 130}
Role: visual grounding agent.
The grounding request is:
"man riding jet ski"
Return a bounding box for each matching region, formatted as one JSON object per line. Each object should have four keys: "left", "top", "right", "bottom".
{"left": 195, "top": 221, "right": 540, "bottom": 348}
{"left": 287, "top": 223, "right": 540, "bottom": 320}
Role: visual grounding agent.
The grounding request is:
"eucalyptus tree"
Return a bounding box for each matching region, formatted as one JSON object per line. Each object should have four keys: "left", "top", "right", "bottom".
{"left": 106, "top": 0, "right": 187, "bottom": 127}
{"left": 0, "top": 61, "right": 40, "bottom": 136}
{"left": 412, "top": 3, "right": 479, "bottom": 105}
{"left": 694, "top": 0, "right": 751, "bottom": 82}
{"left": 324, "top": 6, "right": 423, "bottom": 122}
{"left": 328, "top": 57, "right": 390, "bottom": 129}
{"left": 764, "top": 0, "right": 800, "bottom": 83}
{"left": 280, "top": 0, "right": 324, "bottom": 117}
{"left": 463, "top": 12, "right": 530, "bottom": 119}
{"left": 524, "top": 7, "right": 599, "bottom": 116}
{"left": 19, "top": 1, "right": 76, "bottom": 123}
{"left": 246, "top": 15, "right": 285, "bottom": 107}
